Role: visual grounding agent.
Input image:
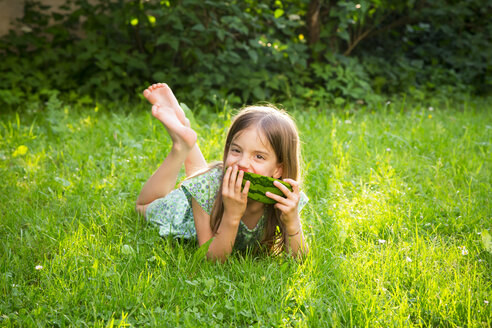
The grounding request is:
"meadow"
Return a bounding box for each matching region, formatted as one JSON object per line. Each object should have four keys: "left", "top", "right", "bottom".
{"left": 1, "top": 96, "right": 491, "bottom": 327}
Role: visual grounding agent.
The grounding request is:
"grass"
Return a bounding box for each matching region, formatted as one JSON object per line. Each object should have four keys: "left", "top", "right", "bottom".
{"left": 1, "top": 95, "right": 491, "bottom": 327}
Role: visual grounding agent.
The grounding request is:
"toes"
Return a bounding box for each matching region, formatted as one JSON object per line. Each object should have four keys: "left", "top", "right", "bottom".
{"left": 143, "top": 89, "right": 151, "bottom": 97}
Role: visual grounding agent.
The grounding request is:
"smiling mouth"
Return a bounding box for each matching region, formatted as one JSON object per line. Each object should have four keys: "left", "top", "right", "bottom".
{"left": 238, "top": 166, "right": 254, "bottom": 173}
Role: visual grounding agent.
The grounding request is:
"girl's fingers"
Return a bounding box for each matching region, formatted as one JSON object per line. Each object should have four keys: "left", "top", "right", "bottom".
{"left": 274, "top": 180, "right": 294, "bottom": 198}
{"left": 283, "top": 178, "right": 300, "bottom": 194}
{"left": 266, "top": 191, "right": 286, "bottom": 204}
{"left": 230, "top": 165, "right": 238, "bottom": 189}
{"left": 242, "top": 180, "right": 250, "bottom": 197}
{"left": 223, "top": 166, "right": 232, "bottom": 193}
{"left": 235, "top": 169, "right": 244, "bottom": 192}
{"left": 274, "top": 202, "right": 289, "bottom": 213}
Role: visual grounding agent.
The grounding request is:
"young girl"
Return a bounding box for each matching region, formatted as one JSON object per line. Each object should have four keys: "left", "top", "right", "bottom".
{"left": 136, "top": 83, "right": 309, "bottom": 261}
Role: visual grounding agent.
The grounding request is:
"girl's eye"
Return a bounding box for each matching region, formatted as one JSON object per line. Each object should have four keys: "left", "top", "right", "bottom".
{"left": 256, "top": 154, "right": 265, "bottom": 160}
{"left": 231, "top": 148, "right": 240, "bottom": 153}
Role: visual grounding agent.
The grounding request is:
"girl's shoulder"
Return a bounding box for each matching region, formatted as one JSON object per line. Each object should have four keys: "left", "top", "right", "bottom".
{"left": 180, "top": 164, "right": 223, "bottom": 215}
{"left": 181, "top": 163, "right": 223, "bottom": 187}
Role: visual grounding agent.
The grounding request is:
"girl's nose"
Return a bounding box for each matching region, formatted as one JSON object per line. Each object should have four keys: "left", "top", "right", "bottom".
{"left": 237, "top": 156, "right": 250, "bottom": 171}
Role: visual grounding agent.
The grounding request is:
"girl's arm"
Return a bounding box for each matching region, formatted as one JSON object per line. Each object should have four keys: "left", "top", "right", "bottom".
{"left": 207, "top": 213, "right": 242, "bottom": 262}
{"left": 193, "top": 165, "right": 249, "bottom": 262}
{"left": 267, "top": 179, "right": 309, "bottom": 258}
{"left": 284, "top": 218, "right": 309, "bottom": 258}
{"left": 192, "top": 199, "right": 242, "bottom": 262}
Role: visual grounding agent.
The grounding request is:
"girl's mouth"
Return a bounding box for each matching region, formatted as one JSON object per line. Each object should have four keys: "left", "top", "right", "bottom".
{"left": 238, "top": 166, "right": 254, "bottom": 174}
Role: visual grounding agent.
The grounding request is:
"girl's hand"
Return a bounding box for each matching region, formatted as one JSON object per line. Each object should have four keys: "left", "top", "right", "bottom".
{"left": 266, "top": 178, "right": 301, "bottom": 234}
{"left": 222, "top": 165, "right": 250, "bottom": 224}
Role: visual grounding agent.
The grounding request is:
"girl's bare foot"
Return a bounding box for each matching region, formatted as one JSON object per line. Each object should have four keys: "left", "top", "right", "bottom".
{"left": 143, "top": 83, "right": 189, "bottom": 127}
{"left": 151, "top": 103, "right": 197, "bottom": 150}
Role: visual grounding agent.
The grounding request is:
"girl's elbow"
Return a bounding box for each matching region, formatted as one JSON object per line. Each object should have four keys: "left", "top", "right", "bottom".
{"left": 206, "top": 250, "right": 228, "bottom": 263}
{"left": 135, "top": 203, "right": 148, "bottom": 216}
{"left": 206, "top": 243, "right": 231, "bottom": 263}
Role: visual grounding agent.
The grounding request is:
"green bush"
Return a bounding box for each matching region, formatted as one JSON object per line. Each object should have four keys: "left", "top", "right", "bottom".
{"left": 352, "top": 0, "right": 492, "bottom": 96}
{"left": 0, "top": 0, "right": 490, "bottom": 110}
{"left": 0, "top": 0, "right": 310, "bottom": 107}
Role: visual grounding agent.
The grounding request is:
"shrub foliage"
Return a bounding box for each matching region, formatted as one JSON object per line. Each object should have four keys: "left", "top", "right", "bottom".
{"left": 0, "top": 0, "right": 490, "bottom": 108}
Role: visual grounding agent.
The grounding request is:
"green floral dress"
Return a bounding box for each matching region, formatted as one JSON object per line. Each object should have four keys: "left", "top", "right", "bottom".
{"left": 146, "top": 167, "right": 309, "bottom": 251}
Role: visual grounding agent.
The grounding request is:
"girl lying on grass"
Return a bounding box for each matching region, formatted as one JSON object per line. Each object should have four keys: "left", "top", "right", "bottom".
{"left": 136, "top": 83, "right": 309, "bottom": 261}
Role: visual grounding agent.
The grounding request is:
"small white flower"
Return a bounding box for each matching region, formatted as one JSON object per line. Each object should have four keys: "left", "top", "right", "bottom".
{"left": 386, "top": 148, "right": 391, "bottom": 152}
{"left": 345, "top": 120, "right": 352, "bottom": 124}
{"left": 378, "top": 239, "right": 386, "bottom": 244}
{"left": 428, "top": 107, "right": 434, "bottom": 111}
{"left": 355, "top": 4, "right": 361, "bottom": 9}
{"left": 121, "top": 244, "right": 135, "bottom": 255}
{"left": 406, "top": 257, "right": 412, "bottom": 262}
{"left": 35, "top": 265, "right": 43, "bottom": 270}
{"left": 484, "top": 300, "right": 489, "bottom": 304}
{"left": 461, "top": 246, "right": 468, "bottom": 256}
{"left": 386, "top": 101, "right": 391, "bottom": 105}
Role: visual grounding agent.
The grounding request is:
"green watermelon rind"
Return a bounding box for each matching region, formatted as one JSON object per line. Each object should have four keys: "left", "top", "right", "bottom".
{"left": 240, "top": 171, "right": 293, "bottom": 204}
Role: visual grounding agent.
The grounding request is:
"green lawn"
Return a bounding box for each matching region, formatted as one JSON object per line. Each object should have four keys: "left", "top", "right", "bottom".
{"left": 1, "top": 97, "right": 491, "bottom": 327}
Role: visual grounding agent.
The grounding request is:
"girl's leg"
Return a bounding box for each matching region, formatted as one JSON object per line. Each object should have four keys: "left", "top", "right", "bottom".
{"left": 143, "top": 83, "right": 207, "bottom": 177}
{"left": 136, "top": 103, "right": 197, "bottom": 207}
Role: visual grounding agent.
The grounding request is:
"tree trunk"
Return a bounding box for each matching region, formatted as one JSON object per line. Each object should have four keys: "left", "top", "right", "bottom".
{"left": 307, "top": 0, "right": 321, "bottom": 45}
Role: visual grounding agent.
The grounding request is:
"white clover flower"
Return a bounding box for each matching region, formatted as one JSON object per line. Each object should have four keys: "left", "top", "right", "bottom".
{"left": 386, "top": 148, "right": 391, "bottom": 152}
{"left": 121, "top": 244, "right": 135, "bottom": 255}
{"left": 378, "top": 239, "right": 386, "bottom": 244}
{"left": 461, "top": 246, "right": 468, "bottom": 256}
{"left": 35, "top": 265, "right": 43, "bottom": 270}
{"left": 406, "top": 257, "right": 412, "bottom": 262}
{"left": 484, "top": 300, "right": 489, "bottom": 304}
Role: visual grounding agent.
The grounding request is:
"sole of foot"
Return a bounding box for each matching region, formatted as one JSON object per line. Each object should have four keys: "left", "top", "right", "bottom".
{"left": 143, "top": 83, "right": 187, "bottom": 126}
{"left": 151, "top": 103, "right": 196, "bottom": 150}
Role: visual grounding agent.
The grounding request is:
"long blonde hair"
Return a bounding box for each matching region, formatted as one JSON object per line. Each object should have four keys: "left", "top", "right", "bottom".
{"left": 209, "top": 105, "right": 301, "bottom": 254}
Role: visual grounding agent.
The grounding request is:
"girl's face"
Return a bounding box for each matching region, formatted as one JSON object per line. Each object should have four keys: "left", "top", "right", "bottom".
{"left": 225, "top": 126, "right": 283, "bottom": 178}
